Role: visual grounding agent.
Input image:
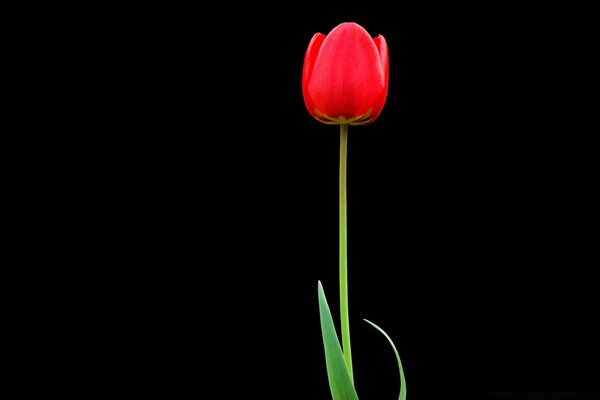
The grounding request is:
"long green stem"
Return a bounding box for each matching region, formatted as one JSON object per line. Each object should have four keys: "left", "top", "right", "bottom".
{"left": 339, "top": 123, "right": 353, "bottom": 381}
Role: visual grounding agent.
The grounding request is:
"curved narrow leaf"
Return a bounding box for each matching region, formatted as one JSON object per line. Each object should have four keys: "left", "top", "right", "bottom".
{"left": 364, "top": 319, "right": 406, "bottom": 400}
{"left": 318, "top": 281, "right": 359, "bottom": 400}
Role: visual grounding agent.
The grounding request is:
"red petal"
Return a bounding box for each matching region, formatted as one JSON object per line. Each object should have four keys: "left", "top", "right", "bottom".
{"left": 360, "top": 34, "right": 389, "bottom": 124}
{"left": 373, "top": 35, "right": 389, "bottom": 87}
{"left": 302, "top": 33, "right": 327, "bottom": 122}
{"left": 306, "top": 23, "right": 386, "bottom": 121}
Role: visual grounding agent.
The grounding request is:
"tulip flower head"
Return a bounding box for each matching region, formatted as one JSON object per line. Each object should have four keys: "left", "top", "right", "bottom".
{"left": 302, "top": 22, "right": 389, "bottom": 125}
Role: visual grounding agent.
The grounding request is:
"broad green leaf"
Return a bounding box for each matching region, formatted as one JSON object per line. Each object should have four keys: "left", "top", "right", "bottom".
{"left": 318, "top": 281, "right": 360, "bottom": 400}
{"left": 364, "top": 319, "right": 407, "bottom": 400}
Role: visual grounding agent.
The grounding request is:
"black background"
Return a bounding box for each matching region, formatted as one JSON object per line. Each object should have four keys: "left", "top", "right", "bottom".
{"left": 76, "top": 3, "right": 598, "bottom": 399}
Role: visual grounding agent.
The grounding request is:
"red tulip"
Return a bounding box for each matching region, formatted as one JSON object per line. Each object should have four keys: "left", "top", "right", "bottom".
{"left": 302, "top": 22, "right": 389, "bottom": 125}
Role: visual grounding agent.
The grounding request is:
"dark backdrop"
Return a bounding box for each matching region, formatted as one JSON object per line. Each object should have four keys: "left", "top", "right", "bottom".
{"left": 92, "top": 3, "right": 598, "bottom": 399}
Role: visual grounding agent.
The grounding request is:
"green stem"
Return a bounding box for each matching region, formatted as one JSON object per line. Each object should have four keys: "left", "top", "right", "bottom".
{"left": 339, "top": 123, "right": 353, "bottom": 381}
